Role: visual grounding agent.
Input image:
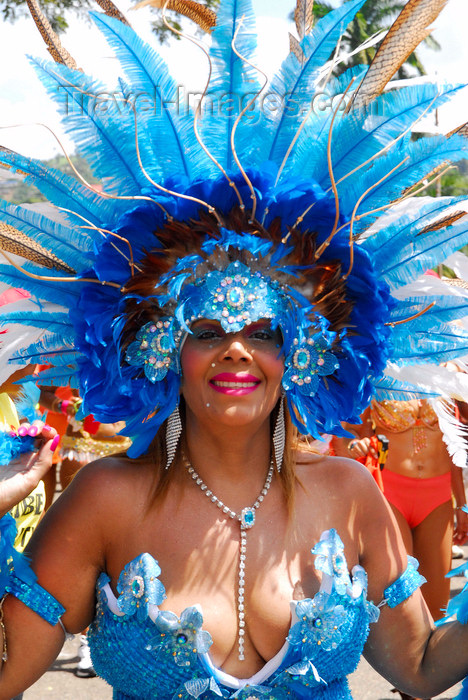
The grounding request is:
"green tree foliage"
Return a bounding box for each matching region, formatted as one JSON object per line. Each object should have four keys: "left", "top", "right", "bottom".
{"left": 1, "top": 0, "right": 90, "bottom": 32}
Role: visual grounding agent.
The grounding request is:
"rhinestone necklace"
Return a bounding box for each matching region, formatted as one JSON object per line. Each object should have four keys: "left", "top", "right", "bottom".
{"left": 184, "top": 457, "right": 274, "bottom": 661}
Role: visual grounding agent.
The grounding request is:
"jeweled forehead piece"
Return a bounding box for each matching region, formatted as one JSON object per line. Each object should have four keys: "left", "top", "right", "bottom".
{"left": 179, "top": 260, "right": 293, "bottom": 334}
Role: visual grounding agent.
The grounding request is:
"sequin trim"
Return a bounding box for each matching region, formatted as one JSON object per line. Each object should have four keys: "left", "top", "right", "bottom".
{"left": 381, "top": 556, "right": 426, "bottom": 608}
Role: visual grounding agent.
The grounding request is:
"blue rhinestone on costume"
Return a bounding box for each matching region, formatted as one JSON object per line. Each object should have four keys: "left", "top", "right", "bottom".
{"left": 87, "top": 529, "right": 424, "bottom": 699}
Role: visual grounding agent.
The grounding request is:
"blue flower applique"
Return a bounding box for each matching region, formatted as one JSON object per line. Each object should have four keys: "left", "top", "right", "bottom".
{"left": 125, "top": 317, "right": 182, "bottom": 383}
{"left": 116, "top": 553, "right": 166, "bottom": 621}
{"left": 312, "top": 529, "right": 351, "bottom": 595}
{"left": 348, "top": 565, "right": 380, "bottom": 623}
{"left": 282, "top": 331, "right": 339, "bottom": 396}
{"left": 289, "top": 592, "right": 347, "bottom": 653}
{"left": 273, "top": 659, "right": 326, "bottom": 694}
{"left": 152, "top": 606, "right": 212, "bottom": 667}
{"left": 174, "top": 676, "right": 224, "bottom": 698}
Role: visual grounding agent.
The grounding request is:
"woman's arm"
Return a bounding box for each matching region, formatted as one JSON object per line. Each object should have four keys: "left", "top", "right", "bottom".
{"left": 354, "top": 466, "right": 468, "bottom": 696}
{"left": 451, "top": 463, "right": 468, "bottom": 545}
{"left": 0, "top": 458, "right": 115, "bottom": 699}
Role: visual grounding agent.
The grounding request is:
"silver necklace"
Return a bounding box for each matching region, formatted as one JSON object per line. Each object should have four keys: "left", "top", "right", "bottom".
{"left": 184, "top": 457, "right": 274, "bottom": 661}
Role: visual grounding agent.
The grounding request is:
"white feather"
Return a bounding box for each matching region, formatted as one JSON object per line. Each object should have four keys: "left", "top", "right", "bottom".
{"left": 431, "top": 398, "right": 468, "bottom": 468}
{"left": 385, "top": 363, "right": 468, "bottom": 402}
{"left": 443, "top": 252, "right": 468, "bottom": 281}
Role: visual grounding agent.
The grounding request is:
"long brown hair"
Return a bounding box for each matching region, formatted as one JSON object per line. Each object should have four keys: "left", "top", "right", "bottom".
{"left": 142, "top": 396, "right": 299, "bottom": 516}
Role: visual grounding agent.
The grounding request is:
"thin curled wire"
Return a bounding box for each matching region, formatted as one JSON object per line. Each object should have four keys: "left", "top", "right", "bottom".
{"left": 160, "top": 0, "right": 245, "bottom": 212}
{"left": 58, "top": 207, "right": 142, "bottom": 275}
{"left": 229, "top": 15, "right": 269, "bottom": 223}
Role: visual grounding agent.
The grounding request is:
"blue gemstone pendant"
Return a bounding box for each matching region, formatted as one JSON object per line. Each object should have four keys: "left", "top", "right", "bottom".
{"left": 240, "top": 507, "right": 256, "bottom": 530}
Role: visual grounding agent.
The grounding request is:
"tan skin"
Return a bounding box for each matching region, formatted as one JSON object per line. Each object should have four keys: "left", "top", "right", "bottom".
{"left": 2, "top": 324, "right": 468, "bottom": 698}
{"left": 334, "top": 401, "right": 468, "bottom": 621}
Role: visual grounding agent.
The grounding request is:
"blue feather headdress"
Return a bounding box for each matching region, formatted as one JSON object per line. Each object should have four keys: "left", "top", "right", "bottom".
{"left": 1, "top": 0, "right": 468, "bottom": 456}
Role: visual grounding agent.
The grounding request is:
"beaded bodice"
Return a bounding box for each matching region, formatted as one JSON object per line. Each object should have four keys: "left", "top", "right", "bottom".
{"left": 370, "top": 399, "right": 438, "bottom": 433}
{"left": 87, "top": 529, "right": 424, "bottom": 699}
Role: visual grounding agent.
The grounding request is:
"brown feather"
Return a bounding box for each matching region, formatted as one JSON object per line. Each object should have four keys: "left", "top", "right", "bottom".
{"left": 448, "top": 122, "right": 468, "bottom": 139}
{"left": 399, "top": 162, "right": 448, "bottom": 198}
{"left": 0, "top": 223, "right": 76, "bottom": 273}
{"left": 26, "top": 0, "right": 78, "bottom": 69}
{"left": 93, "top": 0, "right": 130, "bottom": 25}
{"left": 289, "top": 33, "right": 304, "bottom": 62}
{"left": 418, "top": 211, "right": 468, "bottom": 235}
{"left": 445, "top": 278, "right": 468, "bottom": 289}
{"left": 350, "top": 0, "right": 448, "bottom": 110}
{"left": 294, "top": 0, "right": 314, "bottom": 40}
{"left": 133, "top": 0, "right": 216, "bottom": 33}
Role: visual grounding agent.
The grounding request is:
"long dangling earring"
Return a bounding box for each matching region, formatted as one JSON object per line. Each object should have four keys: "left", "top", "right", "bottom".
{"left": 166, "top": 405, "right": 182, "bottom": 470}
{"left": 273, "top": 395, "right": 285, "bottom": 473}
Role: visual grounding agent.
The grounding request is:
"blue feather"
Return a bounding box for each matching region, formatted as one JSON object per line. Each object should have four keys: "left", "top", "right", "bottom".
{"left": 374, "top": 215, "right": 468, "bottom": 290}
{"left": 0, "top": 200, "right": 91, "bottom": 271}
{"left": 30, "top": 57, "right": 152, "bottom": 194}
{"left": 0, "top": 311, "right": 73, "bottom": 334}
{"left": 363, "top": 196, "right": 464, "bottom": 260}
{"left": 339, "top": 134, "right": 468, "bottom": 226}
{"left": 0, "top": 149, "right": 124, "bottom": 227}
{"left": 90, "top": 13, "right": 199, "bottom": 180}
{"left": 202, "top": 0, "right": 260, "bottom": 172}
{"left": 389, "top": 324, "right": 468, "bottom": 365}
{"left": 20, "top": 365, "right": 79, "bottom": 388}
{"left": 372, "top": 374, "right": 438, "bottom": 401}
{"left": 389, "top": 295, "right": 468, "bottom": 326}
{"left": 0, "top": 263, "right": 82, "bottom": 308}
{"left": 307, "top": 83, "right": 467, "bottom": 187}
{"left": 280, "top": 65, "right": 367, "bottom": 181}
{"left": 260, "top": 0, "right": 366, "bottom": 166}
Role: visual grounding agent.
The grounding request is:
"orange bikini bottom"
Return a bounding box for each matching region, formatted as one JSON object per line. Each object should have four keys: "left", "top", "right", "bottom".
{"left": 381, "top": 470, "right": 452, "bottom": 529}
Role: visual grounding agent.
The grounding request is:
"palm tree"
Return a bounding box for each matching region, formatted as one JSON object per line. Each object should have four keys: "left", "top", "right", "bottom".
{"left": 311, "top": 0, "right": 440, "bottom": 77}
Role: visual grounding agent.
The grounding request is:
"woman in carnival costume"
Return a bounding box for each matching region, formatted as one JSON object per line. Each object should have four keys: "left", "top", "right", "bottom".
{"left": 4, "top": 0, "right": 468, "bottom": 698}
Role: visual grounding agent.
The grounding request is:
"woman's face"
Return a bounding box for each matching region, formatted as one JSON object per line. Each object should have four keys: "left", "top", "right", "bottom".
{"left": 180, "top": 319, "right": 284, "bottom": 429}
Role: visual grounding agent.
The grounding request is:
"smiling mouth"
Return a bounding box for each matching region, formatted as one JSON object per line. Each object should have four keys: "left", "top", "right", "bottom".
{"left": 211, "top": 380, "right": 260, "bottom": 388}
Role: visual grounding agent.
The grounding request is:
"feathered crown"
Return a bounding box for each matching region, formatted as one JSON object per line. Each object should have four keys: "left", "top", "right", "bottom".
{"left": 1, "top": 0, "right": 468, "bottom": 456}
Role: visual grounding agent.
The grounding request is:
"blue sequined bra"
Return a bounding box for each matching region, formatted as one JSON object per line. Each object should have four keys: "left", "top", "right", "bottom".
{"left": 87, "top": 529, "right": 424, "bottom": 700}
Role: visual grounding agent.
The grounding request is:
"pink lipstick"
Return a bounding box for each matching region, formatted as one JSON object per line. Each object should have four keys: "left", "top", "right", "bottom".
{"left": 209, "top": 372, "right": 260, "bottom": 396}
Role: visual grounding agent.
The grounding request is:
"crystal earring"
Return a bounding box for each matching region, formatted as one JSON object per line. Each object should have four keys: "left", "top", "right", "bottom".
{"left": 166, "top": 405, "right": 182, "bottom": 470}
{"left": 273, "top": 395, "right": 285, "bottom": 473}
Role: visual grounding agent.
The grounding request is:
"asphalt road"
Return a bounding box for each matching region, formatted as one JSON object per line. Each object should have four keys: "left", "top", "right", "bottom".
{"left": 21, "top": 550, "right": 466, "bottom": 700}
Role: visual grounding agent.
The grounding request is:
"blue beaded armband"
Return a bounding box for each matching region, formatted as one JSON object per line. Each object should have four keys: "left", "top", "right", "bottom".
{"left": 0, "top": 514, "right": 65, "bottom": 625}
{"left": 382, "top": 556, "right": 426, "bottom": 608}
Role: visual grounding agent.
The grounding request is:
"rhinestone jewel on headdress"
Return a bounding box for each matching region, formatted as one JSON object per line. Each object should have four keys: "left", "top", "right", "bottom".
{"left": 283, "top": 333, "right": 339, "bottom": 396}
{"left": 126, "top": 318, "right": 182, "bottom": 383}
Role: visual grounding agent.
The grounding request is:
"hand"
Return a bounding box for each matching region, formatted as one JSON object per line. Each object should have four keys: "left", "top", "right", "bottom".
{"left": 0, "top": 422, "right": 59, "bottom": 517}
{"left": 347, "top": 437, "right": 377, "bottom": 460}
{"left": 453, "top": 507, "right": 468, "bottom": 546}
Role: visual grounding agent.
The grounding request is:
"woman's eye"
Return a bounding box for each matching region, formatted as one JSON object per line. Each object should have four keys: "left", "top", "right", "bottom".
{"left": 192, "top": 329, "right": 223, "bottom": 341}
{"left": 249, "top": 330, "right": 274, "bottom": 340}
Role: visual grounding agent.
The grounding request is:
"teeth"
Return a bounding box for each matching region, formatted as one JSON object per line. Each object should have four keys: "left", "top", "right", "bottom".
{"left": 212, "top": 381, "right": 258, "bottom": 388}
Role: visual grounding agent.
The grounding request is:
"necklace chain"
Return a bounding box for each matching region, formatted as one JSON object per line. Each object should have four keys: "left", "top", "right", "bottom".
{"left": 184, "top": 457, "right": 274, "bottom": 661}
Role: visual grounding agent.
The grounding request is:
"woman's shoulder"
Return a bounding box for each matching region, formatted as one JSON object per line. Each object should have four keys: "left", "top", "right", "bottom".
{"left": 63, "top": 452, "right": 157, "bottom": 507}
{"left": 295, "top": 447, "right": 375, "bottom": 491}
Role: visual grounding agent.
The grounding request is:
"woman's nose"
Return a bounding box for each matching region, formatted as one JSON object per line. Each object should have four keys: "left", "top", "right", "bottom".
{"left": 219, "top": 337, "right": 253, "bottom": 363}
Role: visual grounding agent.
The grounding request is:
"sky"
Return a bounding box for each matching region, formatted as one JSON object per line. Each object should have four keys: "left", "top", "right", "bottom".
{"left": 0, "top": 0, "right": 467, "bottom": 160}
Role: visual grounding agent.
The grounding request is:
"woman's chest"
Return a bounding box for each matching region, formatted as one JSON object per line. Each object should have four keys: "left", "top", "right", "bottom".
{"left": 89, "top": 529, "right": 372, "bottom": 699}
